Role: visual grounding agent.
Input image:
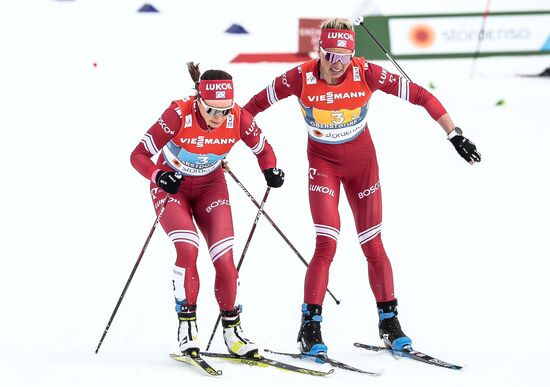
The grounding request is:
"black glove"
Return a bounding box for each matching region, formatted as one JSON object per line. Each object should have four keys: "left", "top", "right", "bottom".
{"left": 155, "top": 171, "right": 183, "bottom": 194}
{"left": 450, "top": 135, "right": 481, "bottom": 164}
{"left": 263, "top": 168, "right": 285, "bottom": 188}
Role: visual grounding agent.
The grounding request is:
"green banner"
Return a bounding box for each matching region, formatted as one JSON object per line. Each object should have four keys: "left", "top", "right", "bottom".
{"left": 356, "top": 11, "right": 550, "bottom": 60}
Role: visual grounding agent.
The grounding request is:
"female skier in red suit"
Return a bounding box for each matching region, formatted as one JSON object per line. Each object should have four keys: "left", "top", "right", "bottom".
{"left": 244, "top": 18, "right": 480, "bottom": 355}
{"left": 131, "top": 62, "right": 285, "bottom": 357}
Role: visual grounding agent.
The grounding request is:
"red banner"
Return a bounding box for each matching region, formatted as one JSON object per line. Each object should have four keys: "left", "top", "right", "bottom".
{"left": 298, "top": 18, "right": 325, "bottom": 54}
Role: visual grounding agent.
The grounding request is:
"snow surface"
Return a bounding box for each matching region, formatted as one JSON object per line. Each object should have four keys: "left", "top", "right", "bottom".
{"left": 1, "top": 0, "right": 549, "bottom": 386}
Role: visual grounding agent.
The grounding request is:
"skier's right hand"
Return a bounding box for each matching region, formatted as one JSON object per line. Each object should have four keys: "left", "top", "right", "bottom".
{"left": 449, "top": 135, "right": 481, "bottom": 165}
{"left": 155, "top": 170, "right": 183, "bottom": 194}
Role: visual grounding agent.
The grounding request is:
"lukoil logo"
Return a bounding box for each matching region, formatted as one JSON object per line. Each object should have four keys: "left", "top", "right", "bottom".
{"left": 245, "top": 121, "right": 258, "bottom": 136}
{"left": 205, "top": 83, "right": 232, "bottom": 90}
{"left": 309, "top": 184, "right": 335, "bottom": 197}
{"left": 216, "top": 91, "right": 226, "bottom": 99}
{"left": 154, "top": 196, "right": 181, "bottom": 209}
{"left": 327, "top": 32, "right": 354, "bottom": 41}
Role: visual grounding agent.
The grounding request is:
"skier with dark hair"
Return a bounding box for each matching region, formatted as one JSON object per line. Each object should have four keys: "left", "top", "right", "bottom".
{"left": 131, "top": 62, "right": 285, "bottom": 357}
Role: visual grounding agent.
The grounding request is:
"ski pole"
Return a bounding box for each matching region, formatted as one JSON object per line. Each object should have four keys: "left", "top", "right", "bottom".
{"left": 205, "top": 187, "right": 271, "bottom": 351}
{"left": 95, "top": 193, "right": 171, "bottom": 354}
{"left": 354, "top": 17, "right": 412, "bottom": 82}
{"left": 470, "top": 0, "right": 492, "bottom": 78}
{"left": 223, "top": 163, "right": 341, "bottom": 305}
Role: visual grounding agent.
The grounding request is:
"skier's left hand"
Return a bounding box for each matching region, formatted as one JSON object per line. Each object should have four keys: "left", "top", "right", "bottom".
{"left": 450, "top": 135, "right": 481, "bottom": 164}
{"left": 263, "top": 168, "right": 285, "bottom": 188}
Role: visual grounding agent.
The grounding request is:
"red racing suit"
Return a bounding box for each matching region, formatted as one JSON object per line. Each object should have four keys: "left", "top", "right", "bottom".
{"left": 131, "top": 96, "right": 276, "bottom": 311}
{"left": 244, "top": 58, "right": 446, "bottom": 304}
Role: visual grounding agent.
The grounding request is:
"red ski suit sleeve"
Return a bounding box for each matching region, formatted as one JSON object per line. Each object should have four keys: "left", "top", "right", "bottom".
{"left": 130, "top": 104, "right": 179, "bottom": 181}
{"left": 238, "top": 107, "right": 277, "bottom": 171}
{"left": 363, "top": 61, "right": 447, "bottom": 120}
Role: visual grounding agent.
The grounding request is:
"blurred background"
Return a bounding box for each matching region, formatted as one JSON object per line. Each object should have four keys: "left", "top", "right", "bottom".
{"left": 1, "top": 1, "right": 549, "bottom": 386}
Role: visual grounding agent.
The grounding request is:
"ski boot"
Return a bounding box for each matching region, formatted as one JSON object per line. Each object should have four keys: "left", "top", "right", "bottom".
{"left": 297, "top": 303, "right": 328, "bottom": 356}
{"left": 221, "top": 307, "right": 258, "bottom": 357}
{"left": 378, "top": 299, "right": 412, "bottom": 350}
{"left": 176, "top": 302, "right": 200, "bottom": 355}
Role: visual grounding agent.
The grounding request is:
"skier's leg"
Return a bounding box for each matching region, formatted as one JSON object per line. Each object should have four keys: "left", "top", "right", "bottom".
{"left": 342, "top": 154, "right": 394, "bottom": 301}
{"left": 298, "top": 159, "right": 341, "bottom": 355}
{"left": 193, "top": 171, "right": 257, "bottom": 357}
{"left": 304, "top": 160, "right": 341, "bottom": 305}
{"left": 192, "top": 180, "right": 238, "bottom": 312}
{"left": 343, "top": 156, "right": 412, "bottom": 350}
{"left": 150, "top": 185, "right": 200, "bottom": 353}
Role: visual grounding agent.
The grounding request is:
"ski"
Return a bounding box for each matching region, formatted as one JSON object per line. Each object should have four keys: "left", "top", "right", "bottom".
{"left": 516, "top": 68, "right": 550, "bottom": 78}
{"left": 170, "top": 351, "right": 223, "bottom": 376}
{"left": 353, "top": 342, "right": 463, "bottom": 370}
{"left": 264, "top": 348, "right": 383, "bottom": 376}
{"left": 200, "top": 351, "right": 333, "bottom": 376}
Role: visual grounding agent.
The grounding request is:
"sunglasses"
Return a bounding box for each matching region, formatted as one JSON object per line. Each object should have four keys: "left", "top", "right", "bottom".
{"left": 198, "top": 97, "right": 233, "bottom": 117}
{"left": 320, "top": 47, "right": 355, "bottom": 65}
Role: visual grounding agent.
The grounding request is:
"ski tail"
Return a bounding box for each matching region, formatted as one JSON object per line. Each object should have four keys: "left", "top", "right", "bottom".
{"left": 170, "top": 352, "right": 223, "bottom": 376}
{"left": 264, "top": 348, "right": 383, "bottom": 376}
{"left": 353, "top": 342, "right": 463, "bottom": 370}
{"left": 200, "top": 351, "right": 333, "bottom": 376}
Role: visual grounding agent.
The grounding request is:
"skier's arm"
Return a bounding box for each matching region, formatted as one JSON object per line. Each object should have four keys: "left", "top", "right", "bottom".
{"left": 243, "top": 66, "right": 302, "bottom": 117}
{"left": 130, "top": 103, "right": 179, "bottom": 182}
{"left": 364, "top": 61, "right": 448, "bottom": 124}
{"left": 239, "top": 108, "right": 277, "bottom": 170}
{"left": 365, "top": 62, "right": 481, "bottom": 164}
{"left": 239, "top": 108, "right": 284, "bottom": 187}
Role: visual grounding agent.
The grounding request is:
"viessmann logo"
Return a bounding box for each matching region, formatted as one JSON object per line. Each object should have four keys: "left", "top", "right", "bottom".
{"left": 180, "top": 136, "right": 236, "bottom": 148}
{"left": 307, "top": 91, "right": 366, "bottom": 104}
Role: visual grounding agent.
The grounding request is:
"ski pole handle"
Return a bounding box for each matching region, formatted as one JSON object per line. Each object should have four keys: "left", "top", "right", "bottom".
{"left": 354, "top": 17, "right": 412, "bottom": 82}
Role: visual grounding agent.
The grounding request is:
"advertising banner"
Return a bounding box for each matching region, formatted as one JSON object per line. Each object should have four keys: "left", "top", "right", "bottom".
{"left": 389, "top": 14, "right": 550, "bottom": 55}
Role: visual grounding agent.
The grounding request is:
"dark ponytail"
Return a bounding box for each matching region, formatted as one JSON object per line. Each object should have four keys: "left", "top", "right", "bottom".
{"left": 187, "top": 62, "right": 201, "bottom": 93}
{"left": 187, "top": 61, "right": 233, "bottom": 95}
